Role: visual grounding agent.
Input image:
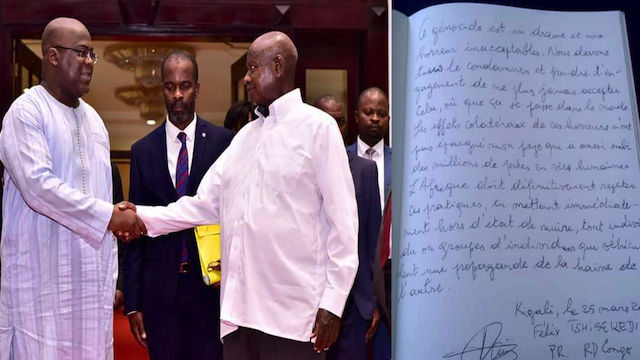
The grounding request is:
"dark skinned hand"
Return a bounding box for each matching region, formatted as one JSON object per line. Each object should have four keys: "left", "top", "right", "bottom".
{"left": 311, "top": 308, "right": 340, "bottom": 353}
{"left": 113, "top": 289, "right": 124, "bottom": 311}
{"left": 207, "top": 261, "right": 221, "bottom": 289}
{"left": 365, "top": 308, "right": 381, "bottom": 343}
{"left": 128, "top": 312, "right": 148, "bottom": 348}
{"left": 109, "top": 201, "right": 146, "bottom": 242}
{"left": 117, "top": 201, "right": 137, "bottom": 213}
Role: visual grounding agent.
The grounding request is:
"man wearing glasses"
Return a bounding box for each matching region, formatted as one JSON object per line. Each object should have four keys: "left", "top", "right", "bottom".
{"left": 0, "top": 17, "right": 144, "bottom": 360}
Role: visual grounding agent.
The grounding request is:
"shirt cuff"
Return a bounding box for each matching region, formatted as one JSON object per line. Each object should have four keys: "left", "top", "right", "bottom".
{"left": 319, "top": 287, "right": 349, "bottom": 318}
{"left": 86, "top": 198, "right": 114, "bottom": 248}
{"left": 137, "top": 205, "right": 160, "bottom": 238}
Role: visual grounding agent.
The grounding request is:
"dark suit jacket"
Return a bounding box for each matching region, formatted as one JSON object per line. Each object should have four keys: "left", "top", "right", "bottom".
{"left": 111, "top": 164, "right": 125, "bottom": 292}
{"left": 374, "top": 189, "right": 392, "bottom": 333}
{"left": 346, "top": 141, "right": 391, "bottom": 197}
{"left": 124, "top": 117, "right": 233, "bottom": 314}
{"left": 348, "top": 152, "right": 382, "bottom": 320}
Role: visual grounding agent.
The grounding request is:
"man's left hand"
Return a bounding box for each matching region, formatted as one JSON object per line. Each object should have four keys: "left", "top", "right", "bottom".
{"left": 310, "top": 308, "right": 340, "bottom": 353}
{"left": 365, "top": 308, "right": 381, "bottom": 343}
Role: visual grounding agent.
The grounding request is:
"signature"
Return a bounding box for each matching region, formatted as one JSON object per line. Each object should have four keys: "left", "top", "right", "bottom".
{"left": 443, "top": 322, "right": 518, "bottom": 360}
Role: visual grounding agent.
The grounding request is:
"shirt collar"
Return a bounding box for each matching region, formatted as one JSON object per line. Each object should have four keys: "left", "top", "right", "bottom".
{"left": 357, "top": 136, "right": 384, "bottom": 157}
{"left": 166, "top": 112, "right": 197, "bottom": 142}
{"left": 37, "top": 85, "right": 86, "bottom": 115}
{"left": 254, "top": 89, "right": 302, "bottom": 125}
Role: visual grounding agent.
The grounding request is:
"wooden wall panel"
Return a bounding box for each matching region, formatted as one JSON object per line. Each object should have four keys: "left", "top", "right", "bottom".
{"left": 0, "top": 0, "right": 389, "bottom": 125}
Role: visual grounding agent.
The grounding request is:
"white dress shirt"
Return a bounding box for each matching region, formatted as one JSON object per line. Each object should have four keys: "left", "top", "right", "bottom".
{"left": 137, "top": 89, "right": 359, "bottom": 342}
{"left": 0, "top": 85, "right": 116, "bottom": 360}
{"left": 166, "top": 113, "right": 197, "bottom": 186}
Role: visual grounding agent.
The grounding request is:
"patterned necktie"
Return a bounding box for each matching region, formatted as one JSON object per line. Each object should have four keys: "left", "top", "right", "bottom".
{"left": 176, "top": 132, "right": 189, "bottom": 263}
{"left": 365, "top": 147, "right": 376, "bottom": 160}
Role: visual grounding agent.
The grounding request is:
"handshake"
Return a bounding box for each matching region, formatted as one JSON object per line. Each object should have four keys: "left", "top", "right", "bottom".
{"left": 108, "top": 201, "right": 146, "bottom": 242}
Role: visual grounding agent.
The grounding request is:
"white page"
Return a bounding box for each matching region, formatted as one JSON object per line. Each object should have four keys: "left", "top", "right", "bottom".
{"left": 398, "top": 3, "right": 640, "bottom": 359}
{"left": 392, "top": 12, "right": 409, "bottom": 348}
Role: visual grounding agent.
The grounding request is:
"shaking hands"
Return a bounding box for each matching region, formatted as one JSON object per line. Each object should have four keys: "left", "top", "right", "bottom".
{"left": 108, "top": 201, "right": 146, "bottom": 242}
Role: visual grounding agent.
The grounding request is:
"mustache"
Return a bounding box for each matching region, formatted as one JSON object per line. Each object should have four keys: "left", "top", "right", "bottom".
{"left": 170, "top": 101, "right": 188, "bottom": 111}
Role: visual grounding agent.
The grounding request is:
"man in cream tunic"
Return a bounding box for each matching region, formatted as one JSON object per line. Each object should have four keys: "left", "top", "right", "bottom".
{"left": 0, "top": 18, "right": 144, "bottom": 360}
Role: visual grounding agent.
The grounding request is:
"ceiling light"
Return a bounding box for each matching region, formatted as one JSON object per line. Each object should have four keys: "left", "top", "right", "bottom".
{"left": 115, "top": 85, "right": 165, "bottom": 121}
{"left": 104, "top": 43, "right": 196, "bottom": 88}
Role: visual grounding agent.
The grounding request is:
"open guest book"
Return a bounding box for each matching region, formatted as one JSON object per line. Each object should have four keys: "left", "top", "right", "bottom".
{"left": 392, "top": 3, "right": 640, "bottom": 359}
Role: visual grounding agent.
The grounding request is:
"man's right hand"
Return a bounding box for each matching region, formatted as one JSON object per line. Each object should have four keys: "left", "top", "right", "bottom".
{"left": 207, "top": 261, "right": 222, "bottom": 288}
{"left": 128, "top": 312, "right": 147, "bottom": 348}
{"left": 108, "top": 201, "right": 146, "bottom": 242}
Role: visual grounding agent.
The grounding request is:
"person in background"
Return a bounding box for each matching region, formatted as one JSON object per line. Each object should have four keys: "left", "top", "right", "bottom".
{"left": 312, "top": 95, "right": 347, "bottom": 144}
{"left": 123, "top": 50, "right": 232, "bottom": 360}
{"left": 126, "top": 31, "right": 359, "bottom": 360}
{"left": 348, "top": 87, "right": 390, "bottom": 207}
{"left": 347, "top": 87, "right": 391, "bottom": 360}
{"left": 314, "top": 96, "right": 382, "bottom": 360}
{"left": 0, "top": 17, "right": 144, "bottom": 360}
{"left": 223, "top": 100, "right": 255, "bottom": 135}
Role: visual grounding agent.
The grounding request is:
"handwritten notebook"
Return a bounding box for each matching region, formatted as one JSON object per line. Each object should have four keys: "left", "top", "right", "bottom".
{"left": 393, "top": 3, "right": 640, "bottom": 359}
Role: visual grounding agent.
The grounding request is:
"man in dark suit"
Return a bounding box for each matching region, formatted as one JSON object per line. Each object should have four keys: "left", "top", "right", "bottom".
{"left": 124, "top": 50, "right": 233, "bottom": 360}
{"left": 315, "top": 96, "right": 382, "bottom": 360}
{"left": 347, "top": 87, "right": 391, "bottom": 201}
{"left": 347, "top": 88, "right": 391, "bottom": 360}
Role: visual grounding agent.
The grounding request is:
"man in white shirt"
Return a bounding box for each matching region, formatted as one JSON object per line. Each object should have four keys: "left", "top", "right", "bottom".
{"left": 0, "top": 17, "right": 144, "bottom": 360}
{"left": 346, "top": 87, "right": 391, "bottom": 360}
{"left": 128, "top": 31, "right": 359, "bottom": 360}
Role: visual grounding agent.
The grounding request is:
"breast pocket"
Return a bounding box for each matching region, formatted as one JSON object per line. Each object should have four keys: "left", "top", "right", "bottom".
{"left": 262, "top": 155, "right": 303, "bottom": 194}
{"left": 87, "top": 131, "right": 112, "bottom": 195}
{"left": 93, "top": 131, "right": 109, "bottom": 147}
{"left": 90, "top": 132, "right": 111, "bottom": 160}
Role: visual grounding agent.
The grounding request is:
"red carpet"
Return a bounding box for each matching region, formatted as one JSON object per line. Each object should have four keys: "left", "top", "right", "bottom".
{"left": 114, "top": 309, "right": 150, "bottom": 360}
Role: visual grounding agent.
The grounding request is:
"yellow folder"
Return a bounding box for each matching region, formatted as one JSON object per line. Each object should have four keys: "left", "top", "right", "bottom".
{"left": 194, "top": 224, "right": 221, "bottom": 286}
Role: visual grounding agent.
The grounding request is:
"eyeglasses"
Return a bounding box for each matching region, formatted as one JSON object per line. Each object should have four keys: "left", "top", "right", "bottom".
{"left": 53, "top": 46, "right": 98, "bottom": 64}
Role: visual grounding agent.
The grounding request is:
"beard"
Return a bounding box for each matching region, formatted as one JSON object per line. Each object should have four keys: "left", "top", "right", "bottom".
{"left": 168, "top": 101, "right": 195, "bottom": 124}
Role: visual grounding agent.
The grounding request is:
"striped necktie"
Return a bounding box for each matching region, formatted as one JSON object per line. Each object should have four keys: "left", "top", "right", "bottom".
{"left": 176, "top": 132, "right": 189, "bottom": 264}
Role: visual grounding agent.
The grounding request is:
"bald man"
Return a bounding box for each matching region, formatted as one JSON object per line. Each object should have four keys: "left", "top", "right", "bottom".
{"left": 313, "top": 95, "right": 348, "bottom": 143}
{"left": 130, "top": 31, "right": 359, "bottom": 360}
{"left": 0, "top": 17, "right": 144, "bottom": 360}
